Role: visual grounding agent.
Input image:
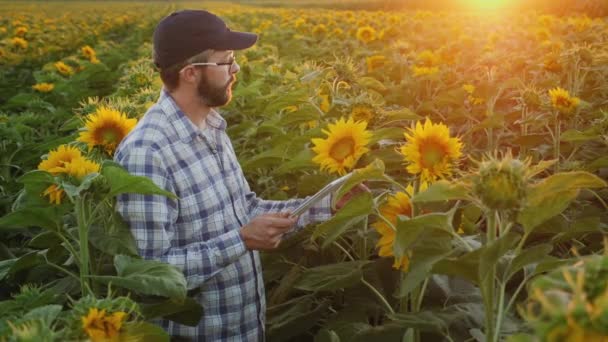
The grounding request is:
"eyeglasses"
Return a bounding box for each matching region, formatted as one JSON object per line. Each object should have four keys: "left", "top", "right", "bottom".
{"left": 179, "top": 58, "right": 237, "bottom": 73}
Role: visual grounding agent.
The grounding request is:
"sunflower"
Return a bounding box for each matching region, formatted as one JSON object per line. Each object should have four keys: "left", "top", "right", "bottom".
{"left": 400, "top": 119, "right": 463, "bottom": 182}
{"left": 42, "top": 185, "right": 63, "bottom": 205}
{"left": 415, "top": 50, "right": 441, "bottom": 67}
{"left": 81, "top": 308, "right": 127, "bottom": 342}
{"left": 356, "top": 26, "right": 376, "bottom": 44}
{"left": 38, "top": 145, "right": 83, "bottom": 175}
{"left": 37, "top": 145, "right": 100, "bottom": 204}
{"left": 11, "top": 37, "right": 27, "bottom": 49}
{"left": 350, "top": 104, "right": 374, "bottom": 123}
{"left": 411, "top": 66, "right": 439, "bottom": 77}
{"left": 54, "top": 61, "right": 74, "bottom": 76}
{"left": 77, "top": 106, "right": 137, "bottom": 155}
{"left": 81, "top": 45, "right": 96, "bottom": 59}
{"left": 32, "top": 83, "right": 54, "bottom": 93}
{"left": 372, "top": 189, "right": 414, "bottom": 271}
{"left": 548, "top": 87, "right": 580, "bottom": 115}
{"left": 14, "top": 26, "right": 27, "bottom": 36}
{"left": 462, "top": 84, "right": 484, "bottom": 105}
{"left": 318, "top": 94, "right": 331, "bottom": 113}
{"left": 311, "top": 24, "right": 327, "bottom": 37}
{"left": 61, "top": 157, "right": 100, "bottom": 179}
{"left": 366, "top": 55, "right": 386, "bottom": 72}
{"left": 311, "top": 117, "right": 372, "bottom": 175}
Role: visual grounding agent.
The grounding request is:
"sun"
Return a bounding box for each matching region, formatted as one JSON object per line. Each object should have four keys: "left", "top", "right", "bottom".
{"left": 464, "top": 0, "right": 508, "bottom": 10}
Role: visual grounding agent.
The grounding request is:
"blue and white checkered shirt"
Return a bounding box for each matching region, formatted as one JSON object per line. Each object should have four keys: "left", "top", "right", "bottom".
{"left": 114, "top": 89, "right": 332, "bottom": 341}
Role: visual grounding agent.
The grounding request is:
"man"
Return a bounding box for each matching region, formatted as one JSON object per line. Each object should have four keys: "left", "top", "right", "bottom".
{"left": 115, "top": 9, "right": 361, "bottom": 341}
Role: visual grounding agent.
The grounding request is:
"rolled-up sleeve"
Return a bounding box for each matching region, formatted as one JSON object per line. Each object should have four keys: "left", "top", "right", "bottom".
{"left": 115, "top": 147, "right": 247, "bottom": 290}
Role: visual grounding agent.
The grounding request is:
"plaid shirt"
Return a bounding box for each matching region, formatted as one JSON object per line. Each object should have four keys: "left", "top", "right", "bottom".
{"left": 114, "top": 89, "right": 332, "bottom": 341}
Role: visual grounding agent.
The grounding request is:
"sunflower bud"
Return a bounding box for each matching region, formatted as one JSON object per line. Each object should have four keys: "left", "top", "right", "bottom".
{"left": 522, "top": 89, "right": 541, "bottom": 110}
{"left": 473, "top": 152, "right": 529, "bottom": 212}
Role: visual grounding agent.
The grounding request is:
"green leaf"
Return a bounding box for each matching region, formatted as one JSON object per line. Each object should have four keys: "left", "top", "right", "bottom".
{"left": 518, "top": 172, "right": 607, "bottom": 233}
{"left": 411, "top": 180, "right": 470, "bottom": 203}
{"left": 0, "top": 259, "right": 16, "bottom": 281}
{"left": 101, "top": 161, "right": 177, "bottom": 199}
{"left": 22, "top": 305, "right": 63, "bottom": 324}
{"left": 433, "top": 249, "right": 482, "bottom": 284}
{"left": 388, "top": 309, "right": 460, "bottom": 333}
{"left": 506, "top": 244, "right": 553, "bottom": 281}
{"left": 478, "top": 232, "right": 520, "bottom": 283}
{"left": 0, "top": 207, "right": 62, "bottom": 231}
{"left": 397, "top": 241, "right": 453, "bottom": 298}
{"left": 141, "top": 297, "right": 203, "bottom": 327}
{"left": 333, "top": 159, "right": 385, "bottom": 206}
{"left": 267, "top": 297, "right": 330, "bottom": 341}
{"left": 394, "top": 212, "right": 453, "bottom": 258}
{"left": 17, "top": 170, "right": 55, "bottom": 186}
{"left": 369, "top": 127, "right": 406, "bottom": 144}
{"left": 381, "top": 108, "right": 422, "bottom": 122}
{"left": 357, "top": 76, "right": 387, "bottom": 92}
{"left": 294, "top": 261, "right": 370, "bottom": 292}
{"left": 560, "top": 128, "right": 600, "bottom": 142}
{"left": 241, "top": 148, "right": 285, "bottom": 171}
{"left": 315, "top": 329, "right": 341, "bottom": 342}
{"left": 313, "top": 192, "right": 373, "bottom": 249}
{"left": 279, "top": 106, "right": 320, "bottom": 126}
{"left": 91, "top": 255, "right": 187, "bottom": 300}
{"left": 122, "top": 322, "right": 169, "bottom": 342}
{"left": 89, "top": 213, "right": 138, "bottom": 256}
{"left": 29, "top": 231, "right": 62, "bottom": 248}
{"left": 275, "top": 149, "right": 316, "bottom": 175}
{"left": 586, "top": 156, "right": 608, "bottom": 172}
{"left": 60, "top": 172, "right": 100, "bottom": 198}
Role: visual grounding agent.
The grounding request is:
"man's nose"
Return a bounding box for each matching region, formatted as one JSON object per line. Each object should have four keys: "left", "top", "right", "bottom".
{"left": 231, "top": 61, "right": 240, "bottom": 74}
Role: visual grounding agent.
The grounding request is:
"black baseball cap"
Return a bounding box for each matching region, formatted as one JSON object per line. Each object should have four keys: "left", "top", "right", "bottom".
{"left": 153, "top": 10, "right": 258, "bottom": 69}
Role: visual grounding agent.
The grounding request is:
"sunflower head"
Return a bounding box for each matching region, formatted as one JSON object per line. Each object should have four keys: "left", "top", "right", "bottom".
{"left": 415, "top": 50, "right": 441, "bottom": 68}
{"left": 81, "top": 45, "right": 96, "bottom": 60}
{"left": 548, "top": 87, "right": 580, "bottom": 116}
{"left": 54, "top": 61, "right": 74, "bottom": 76}
{"left": 350, "top": 104, "right": 375, "bottom": 123}
{"left": 311, "top": 117, "right": 372, "bottom": 175}
{"left": 411, "top": 66, "right": 439, "bottom": 77}
{"left": 311, "top": 24, "right": 327, "bottom": 37}
{"left": 372, "top": 189, "right": 414, "bottom": 272}
{"left": 77, "top": 106, "right": 137, "bottom": 155}
{"left": 522, "top": 89, "right": 542, "bottom": 110}
{"left": 472, "top": 151, "right": 531, "bottom": 212}
{"left": 38, "top": 145, "right": 83, "bottom": 175}
{"left": 356, "top": 26, "right": 376, "bottom": 44}
{"left": 43, "top": 184, "right": 64, "bottom": 205}
{"left": 400, "top": 119, "right": 463, "bottom": 183}
{"left": 82, "top": 307, "right": 127, "bottom": 342}
{"left": 32, "top": 83, "right": 54, "bottom": 93}
{"left": 11, "top": 37, "right": 28, "bottom": 49}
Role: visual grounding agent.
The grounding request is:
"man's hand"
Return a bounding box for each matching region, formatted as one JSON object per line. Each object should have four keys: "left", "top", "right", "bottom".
{"left": 240, "top": 212, "right": 297, "bottom": 251}
{"left": 332, "top": 183, "right": 371, "bottom": 214}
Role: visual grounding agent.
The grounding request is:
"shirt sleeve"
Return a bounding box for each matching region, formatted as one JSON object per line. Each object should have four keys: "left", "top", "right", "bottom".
{"left": 114, "top": 146, "right": 247, "bottom": 290}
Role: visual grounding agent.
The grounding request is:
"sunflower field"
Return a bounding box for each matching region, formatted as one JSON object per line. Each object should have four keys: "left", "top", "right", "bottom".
{"left": 1, "top": 1, "right": 608, "bottom": 341}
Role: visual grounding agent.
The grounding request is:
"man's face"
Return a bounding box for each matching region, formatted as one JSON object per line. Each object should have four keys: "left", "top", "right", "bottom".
{"left": 196, "top": 50, "right": 238, "bottom": 107}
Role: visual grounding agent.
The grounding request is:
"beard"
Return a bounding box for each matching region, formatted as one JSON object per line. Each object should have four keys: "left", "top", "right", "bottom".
{"left": 197, "top": 74, "right": 236, "bottom": 107}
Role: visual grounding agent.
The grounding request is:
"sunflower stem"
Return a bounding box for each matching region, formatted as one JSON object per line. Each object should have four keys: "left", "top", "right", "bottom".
{"left": 554, "top": 117, "right": 561, "bottom": 173}
{"left": 483, "top": 210, "right": 497, "bottom": 341}
{"left": 361, "top": 277, "right": 395, "bottom": 315}
{"left": 76, "top": 194, "right": 92, "bottom": 297}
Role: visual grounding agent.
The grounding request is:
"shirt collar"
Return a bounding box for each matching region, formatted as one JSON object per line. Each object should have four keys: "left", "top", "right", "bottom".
{"left": 157, "top": 88, "right": 227, "bottom": 144}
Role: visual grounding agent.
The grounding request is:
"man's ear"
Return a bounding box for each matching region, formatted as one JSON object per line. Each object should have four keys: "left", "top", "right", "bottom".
{"left": 180, "top": 67, "right": 198, "bottom": 85}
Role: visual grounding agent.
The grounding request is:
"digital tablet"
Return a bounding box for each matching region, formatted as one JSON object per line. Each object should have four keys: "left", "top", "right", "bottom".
{"left": 289, "top": 172, "right": 353, "bottom": 217}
